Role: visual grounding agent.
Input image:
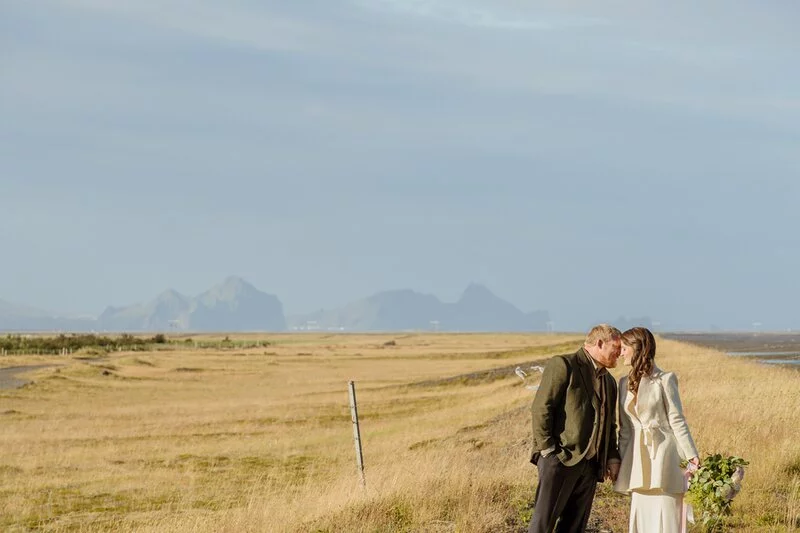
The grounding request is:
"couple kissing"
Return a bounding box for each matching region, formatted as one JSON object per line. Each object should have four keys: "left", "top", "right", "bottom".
{"left": 528, "top": 324, "right": 699, "bottom": 533}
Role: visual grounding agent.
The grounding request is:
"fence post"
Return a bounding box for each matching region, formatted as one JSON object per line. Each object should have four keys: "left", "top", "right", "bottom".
{"left": 348, "top": 381, "right": 366, "bottom": 489}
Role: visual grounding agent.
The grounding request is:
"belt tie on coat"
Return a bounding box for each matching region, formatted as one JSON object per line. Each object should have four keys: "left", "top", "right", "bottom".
{"left": 640, "top": 421, "right": 669, "bottom": 460}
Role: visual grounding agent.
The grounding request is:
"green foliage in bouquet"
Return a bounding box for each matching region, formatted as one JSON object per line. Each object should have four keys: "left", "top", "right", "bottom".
{"left": 684, "top": 453, "right": 749, "bottom": 531}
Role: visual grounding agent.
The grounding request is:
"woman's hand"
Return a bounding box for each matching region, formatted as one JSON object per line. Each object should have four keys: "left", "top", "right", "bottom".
{"left": 688, "top": 456, "right": 700, "bottom": 468}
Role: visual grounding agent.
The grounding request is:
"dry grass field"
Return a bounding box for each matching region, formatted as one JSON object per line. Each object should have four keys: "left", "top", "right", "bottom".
{"left": 0, "top": 333, "right": 798, "bottom": 532}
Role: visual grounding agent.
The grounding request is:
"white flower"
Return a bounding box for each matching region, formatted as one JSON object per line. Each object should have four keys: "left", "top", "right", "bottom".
{"left": 731, "top": 466, "right": 745, "bottom": 484}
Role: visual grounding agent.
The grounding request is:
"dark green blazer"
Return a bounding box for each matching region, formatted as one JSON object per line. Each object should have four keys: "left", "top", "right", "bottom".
{"left": 530, "top": 348, "right": 620, "bottom": 476}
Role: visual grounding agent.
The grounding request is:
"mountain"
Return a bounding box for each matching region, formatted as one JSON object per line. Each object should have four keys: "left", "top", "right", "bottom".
{"left": 98, "top": 276, "right": 286, "bottom": 332}
{"left": 98, "top": 289, "right": 193, "bottom": 331}
{"left": 0, "top": 299, "right": 96, "bottom": 332}
{"left": 189, "top": 277, "right": 286, "bottom": 331}
{"left": 1, "top": 280, "right": 547, "bottom": 333}
{"left": 451, "top": 283, "right": 536, "bottom": 331}
{"left": 287, "top": 283, "right": 550, "bottom": 332}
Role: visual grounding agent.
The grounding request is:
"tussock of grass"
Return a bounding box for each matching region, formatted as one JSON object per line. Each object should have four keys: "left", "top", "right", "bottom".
{"left": 305, "top": 475, "right": 532, "bottom": 533}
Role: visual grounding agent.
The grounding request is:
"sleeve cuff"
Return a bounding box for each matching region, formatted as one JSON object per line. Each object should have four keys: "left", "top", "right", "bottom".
{"left": 541, "top": 445, "right": 557, "bottom": 456}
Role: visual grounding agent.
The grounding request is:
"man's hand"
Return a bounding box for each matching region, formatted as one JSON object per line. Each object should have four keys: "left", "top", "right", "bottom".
{"left": 606, "top": 461, "right": 620, "bottom": 482}
{"left": 541, "top": 445, "right": 557, "bottom": 457}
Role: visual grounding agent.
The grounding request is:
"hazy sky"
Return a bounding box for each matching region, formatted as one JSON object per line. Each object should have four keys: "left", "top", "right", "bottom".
{"left": 2, "top": 1, "right": 799, "bottom": 330}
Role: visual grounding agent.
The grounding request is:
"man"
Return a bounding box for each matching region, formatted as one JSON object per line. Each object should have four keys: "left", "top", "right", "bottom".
{"left": 528, "top": 324, "right": 622, "bottom": 533}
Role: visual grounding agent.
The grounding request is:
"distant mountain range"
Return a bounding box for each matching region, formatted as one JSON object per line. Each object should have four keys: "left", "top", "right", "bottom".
{"left": 0, "top": 278, "right": 550, "bottom": 333}
{"left": 97, "top": 276, "right": 285, "bottom": 332}
{"left": 0, "top": 299, "right": 96, "bottom": 332}
{"left": 287, "top": 283, "right": 550, "bottom": 332}
{"left": 1, "top": 277, "right": 285, "bottom": 332}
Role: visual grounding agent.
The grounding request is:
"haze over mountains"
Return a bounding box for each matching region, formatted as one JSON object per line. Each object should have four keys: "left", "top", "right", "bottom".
{"left": 97, "top": 277, "right": 286, "bottom": 332}
{"left": 287, "top": 283, "right": 550, "bottom": 332}
{"left": 0, "top": 277, "right": 555, "bottom": 333}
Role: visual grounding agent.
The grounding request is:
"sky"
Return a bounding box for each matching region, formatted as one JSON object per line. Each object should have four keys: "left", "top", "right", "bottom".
{"left": 2, "top": 1, "right": 800, "bottom": 331}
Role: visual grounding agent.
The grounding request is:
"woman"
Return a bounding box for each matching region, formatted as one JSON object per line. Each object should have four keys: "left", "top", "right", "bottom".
{"left": 614, "top": 327, "right": 700, "bottom": 533}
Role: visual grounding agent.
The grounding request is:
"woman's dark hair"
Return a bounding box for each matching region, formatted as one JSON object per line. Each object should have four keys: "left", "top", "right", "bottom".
{"left": 622, "top": 327, "right": 657, "bottom": 396}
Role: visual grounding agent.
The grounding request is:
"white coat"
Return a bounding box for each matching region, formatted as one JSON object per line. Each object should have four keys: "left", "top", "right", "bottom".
{"left": 614, "top": 366, "right": 698, "bottom": 495}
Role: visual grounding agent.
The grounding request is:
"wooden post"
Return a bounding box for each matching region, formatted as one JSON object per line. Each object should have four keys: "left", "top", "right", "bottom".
{"left": 348, "top": 381, "right": 366, "bottom": 489}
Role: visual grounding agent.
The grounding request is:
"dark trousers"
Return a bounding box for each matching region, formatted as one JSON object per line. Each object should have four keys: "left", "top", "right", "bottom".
{"left": 527, "top": 454, "right": 599, "bottom": 533}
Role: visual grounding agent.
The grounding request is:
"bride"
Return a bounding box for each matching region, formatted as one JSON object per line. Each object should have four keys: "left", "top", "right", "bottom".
{"left": 614, "top": 327, "right": 700, "bottom": 533}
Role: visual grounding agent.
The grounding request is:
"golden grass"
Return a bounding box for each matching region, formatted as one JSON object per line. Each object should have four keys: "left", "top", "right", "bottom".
{"left": 0, "top": 333, "right": 797, "bottom": 532}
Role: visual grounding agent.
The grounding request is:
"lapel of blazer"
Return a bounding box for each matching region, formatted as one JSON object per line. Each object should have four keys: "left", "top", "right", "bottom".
{"left": 645, "top": 365, "right": 665, "bottom": 416}
{"left": 619, "top": 376, "right": 635, "bottom": 418}
{"left": 576, "top": 348, "right": 599, "bottom": 411}
{"left": 630, "top": 366, "right": 663, "bottom": 421}
{"left": 624, "top": 387, "right": 637, "bottom": 420}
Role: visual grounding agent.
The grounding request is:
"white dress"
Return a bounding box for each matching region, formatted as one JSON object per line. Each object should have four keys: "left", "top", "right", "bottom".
{"left": 630, "top": 489, "right": 683, "bottom": 533}
{"left": 614, "top": 368, "right": 698, "bottom": 533}
{"left": 627, "top": 403, "right": 683, "bottom": 533}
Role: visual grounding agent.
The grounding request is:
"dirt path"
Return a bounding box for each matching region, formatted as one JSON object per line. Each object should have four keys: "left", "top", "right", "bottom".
{"left": 0, "top": 365, "right": 56, "bottom": 390}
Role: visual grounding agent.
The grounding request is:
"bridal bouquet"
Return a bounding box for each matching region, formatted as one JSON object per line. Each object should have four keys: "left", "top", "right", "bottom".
{"left": 684, "top": 453, "right": 749, "bottom": 531}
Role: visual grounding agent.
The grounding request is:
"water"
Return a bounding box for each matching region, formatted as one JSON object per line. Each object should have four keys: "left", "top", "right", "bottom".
{"left": 759, "top": 358, "right": 800, "bottom": 366}
{"left": 726, "top": 351, "right": 800, "bottom": 367}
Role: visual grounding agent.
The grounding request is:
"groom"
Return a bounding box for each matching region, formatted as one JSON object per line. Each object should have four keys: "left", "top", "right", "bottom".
{"left": 528, "top": 324, "right": 622, "bottom": 533}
